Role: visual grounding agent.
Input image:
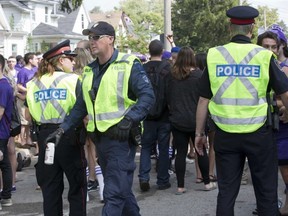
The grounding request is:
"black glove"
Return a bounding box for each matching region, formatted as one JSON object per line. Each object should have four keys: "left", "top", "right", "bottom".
{"left": 117, "top": 117, "right": 133, "bottom": 141}
{"left": 45, "top": 128, "right": 64, "bottom": 147}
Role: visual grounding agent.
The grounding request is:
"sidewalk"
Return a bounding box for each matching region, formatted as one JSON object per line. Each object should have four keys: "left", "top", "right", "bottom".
{"left": 3, "top": 151, "right": 286, "bottom": 216}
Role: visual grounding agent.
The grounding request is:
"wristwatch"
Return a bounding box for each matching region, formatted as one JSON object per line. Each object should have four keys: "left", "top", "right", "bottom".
{"left": 195, "top": 132, "right": 205, "bottom": 137}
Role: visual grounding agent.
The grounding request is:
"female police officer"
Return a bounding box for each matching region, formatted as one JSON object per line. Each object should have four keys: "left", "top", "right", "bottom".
{"left": 25, "top": 40, "right": 87, "bottom": 216}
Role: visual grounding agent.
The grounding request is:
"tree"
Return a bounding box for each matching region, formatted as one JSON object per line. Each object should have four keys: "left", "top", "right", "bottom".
{"left": 119, "top": 0, "right": 164, "bottom": 53}
{"left": 59, "top": 0, "right": 83, "bottom": 13}
{"left": 90, "top": 6, "right": 102, "bottom": 14}
{"left": 172, "top": 0, "right": 238, "bottom": 53}
{"left": 171, "top": 0, "right": 286, "bottom": 52}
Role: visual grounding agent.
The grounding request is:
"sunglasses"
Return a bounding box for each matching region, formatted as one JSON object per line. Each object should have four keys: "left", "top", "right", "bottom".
{"left": 88, "top": 35, "right": 109, "bottom": 41}
{"left": 62, "top": 56, "right": 75, "bottom": 62}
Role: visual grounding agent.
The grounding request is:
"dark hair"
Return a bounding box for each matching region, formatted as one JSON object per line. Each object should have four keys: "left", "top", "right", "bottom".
{"left": 257, "top": 31, "right": 280, "bottom": 48}
{"left": 24, "top": 52, "right": 36, "bottom": 64}
{"left": 195, "top": 52, "right": 207, "bottom": 71}
{"left": 36, "top": 55, "right": 60, "bottom": 79}
{"left": 16, "top": 55, "right": 23, "bottom": 62}
{"left": 172, "top": 46, "right": 197, "bottom": 80}
{"left": 0, "top": 54, "right": 5, "bottom": 71}
{"left": 149, "top": 40, "right": 163, "bottom": 56}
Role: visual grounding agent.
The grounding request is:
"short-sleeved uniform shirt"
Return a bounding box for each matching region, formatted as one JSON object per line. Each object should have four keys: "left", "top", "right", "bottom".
{"left": 0, "top": 77, "right": 13, "bottom": 139}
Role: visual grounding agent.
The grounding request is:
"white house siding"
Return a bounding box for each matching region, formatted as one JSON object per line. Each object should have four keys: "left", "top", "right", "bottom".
{"left": 72, "top": 6, "right": 90, "bottom": 34}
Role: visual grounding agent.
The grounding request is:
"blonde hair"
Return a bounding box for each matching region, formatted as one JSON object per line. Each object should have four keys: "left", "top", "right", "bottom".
{"left": 3, "top": 63, "right": 17, "bottom": 95}
{"left": 73, "top": 48, "right": 94, "bottom": 75}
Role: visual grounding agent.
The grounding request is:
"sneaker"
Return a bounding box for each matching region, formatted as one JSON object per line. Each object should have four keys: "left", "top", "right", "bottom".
{"left": 1, "top": 198, "right": 12, "bottom": 207}
{"left": 139, "top": 180, "right": 150, "bottom": 192}
{"left": 168, "top": 169, "right": 174, "bottom": 175}
{"left": 11, "top": 185, "right": 16, "bottom": 193}
{"left": 240, "top": 179, "right": 248, "bottom": 185}
{"left": 186, "top": 156, "right": 194, "bottom": 164}
{"left": 23, "top": 157, "right": 31, "bottom": 168}
{"left": 87, "top": 180, "right": 99, "bottom": 192}
{"left": 157, "top": 182, "right": 171, "bottom": 190}
{"left": 16, "top": 152, "right": 23, "bottom": 172}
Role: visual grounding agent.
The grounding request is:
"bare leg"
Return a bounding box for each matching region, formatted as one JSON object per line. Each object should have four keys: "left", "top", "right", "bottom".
{"left": 208, "top": 131, "right": 216, "bottom": 179}
{"left": 280, "top": 165, "right": 288, "bottom": 215}
{"left": 7, "top": 137, "right": 17, "bottom": 189}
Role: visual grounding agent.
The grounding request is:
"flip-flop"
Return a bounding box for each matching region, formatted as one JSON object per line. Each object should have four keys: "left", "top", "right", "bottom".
{"left": 175, "top": 189, "right": 187, "bottom": 195}
{"left": 209, "top": 175, "right": 217, "bottom": 182}
{"left": 196, "top": 178, "right": 203, "bottom": 183}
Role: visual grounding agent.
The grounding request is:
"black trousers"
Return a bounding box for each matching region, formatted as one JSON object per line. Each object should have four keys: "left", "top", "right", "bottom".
{"left": 35, "top": 127, "right": 87, "bottom": 216}
{"left": 0, "top": 139, "right": 12, "bottom": 200}
{"left": 214, "top": 125, "right": 278, "bottom": 216}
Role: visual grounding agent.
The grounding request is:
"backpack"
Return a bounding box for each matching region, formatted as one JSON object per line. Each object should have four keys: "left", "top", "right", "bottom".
{"left": 1, "top": 77, "right": 21, "bottom": 137}
{"left": 144, "top": 60, "right": 170, "bottom": 120}
{"left": 10, "top": 98, "right": 21, "bottom": 137}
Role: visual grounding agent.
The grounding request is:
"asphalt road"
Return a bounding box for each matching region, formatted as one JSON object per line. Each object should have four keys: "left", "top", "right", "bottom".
{"left": 2, "top": 149, "right": 285, "bottom": 216}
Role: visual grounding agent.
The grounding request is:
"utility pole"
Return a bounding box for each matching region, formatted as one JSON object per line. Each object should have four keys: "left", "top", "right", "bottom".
{"left": 164, "top": 0, "right": 172, "bottom": 51}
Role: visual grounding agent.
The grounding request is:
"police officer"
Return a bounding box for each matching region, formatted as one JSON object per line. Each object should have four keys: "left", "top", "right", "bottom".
{"left": 195, "top": 6, "right": 288, "bottom": 216}
{"left": 26, "top": 40, "right": 87, "bottom": 216}
{"left": 46, "top": 22, "right": 155, "bottom": 216}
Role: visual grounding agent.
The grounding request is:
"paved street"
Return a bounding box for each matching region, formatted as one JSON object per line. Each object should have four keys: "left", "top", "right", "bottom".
{"left": 2, "top": 149, "right": 285, "bottom": 216}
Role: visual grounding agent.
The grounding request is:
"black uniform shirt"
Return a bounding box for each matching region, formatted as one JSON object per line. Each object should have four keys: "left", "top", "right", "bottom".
{"left": 199, "top": 35, "right": 288, "bottom": 99}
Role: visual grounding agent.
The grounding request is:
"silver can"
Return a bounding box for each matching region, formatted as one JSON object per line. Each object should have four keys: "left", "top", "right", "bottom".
{"left": 45, "top": 142, "right": 55, "bottom": 165}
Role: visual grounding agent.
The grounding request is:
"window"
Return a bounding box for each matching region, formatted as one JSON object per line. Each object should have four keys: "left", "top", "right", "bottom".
{"left": 81, "top": 14, "right": 84, "bottom": 29}
{"left": 12, "top": 44, "right": 17, "bottom": 56}
{"left": 45, "top": 7, "right": 48, "bottom": 23}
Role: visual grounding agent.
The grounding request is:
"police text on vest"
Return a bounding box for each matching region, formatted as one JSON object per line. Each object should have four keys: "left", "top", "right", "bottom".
{"left": 34, "top": 89, "right": 67, "bottom": 102}
{"left": 216, "top": 64, "right": 260, "bottom": 77}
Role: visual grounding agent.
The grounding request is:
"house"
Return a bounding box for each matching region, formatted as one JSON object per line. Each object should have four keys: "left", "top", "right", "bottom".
{"left": 89, "top": 11, "right": 134, "bottom": 51}
{"left": 0, "top": 0, "right": 90, "bottom": 57}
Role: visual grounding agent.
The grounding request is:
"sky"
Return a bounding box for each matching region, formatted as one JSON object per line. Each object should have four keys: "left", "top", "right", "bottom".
{"left": 83, "top": 0, "right": 288, "bottom": 26}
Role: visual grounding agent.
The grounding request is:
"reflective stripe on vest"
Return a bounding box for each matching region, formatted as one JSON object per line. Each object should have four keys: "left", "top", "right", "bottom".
{"left": 27, "top": 73, "right": 78, "bottom": 124}
{"left": 213, "top": 46, "right": 266, "bottom": 106}
{"left": 82, "top": 53, "right": 137, "bottom": 132}
{"left": 208, "top": 43, "right": 271, "bottom": 133}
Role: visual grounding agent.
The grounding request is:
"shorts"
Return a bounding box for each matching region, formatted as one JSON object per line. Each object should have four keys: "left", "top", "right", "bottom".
{"left": 16, "top": 99, "right": 29, "bottom": 125}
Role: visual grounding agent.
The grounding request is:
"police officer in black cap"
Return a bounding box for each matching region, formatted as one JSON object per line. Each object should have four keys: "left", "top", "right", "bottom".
{"left": 45, "top": 21, "right": 155, "bottom": 215}
{"left": 195, "top": 5, "right": 288, "bottom": 216}
{"left": 26, "top": 39, "right": 87, "bottom": 216}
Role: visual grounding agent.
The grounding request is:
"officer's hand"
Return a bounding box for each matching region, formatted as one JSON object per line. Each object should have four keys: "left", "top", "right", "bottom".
{"left": 45, "top": 128, "right": 64, "bottom": 147}
{"left": 195, "top": 135, "right": 207, "bottom": 156}
{"left": 117, "top": 117, "right": 133, "bottom": 141}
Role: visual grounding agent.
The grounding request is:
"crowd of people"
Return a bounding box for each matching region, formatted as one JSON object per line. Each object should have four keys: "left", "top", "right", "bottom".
{"left": 1, "top": 4, "right": 288, "bottom": 216}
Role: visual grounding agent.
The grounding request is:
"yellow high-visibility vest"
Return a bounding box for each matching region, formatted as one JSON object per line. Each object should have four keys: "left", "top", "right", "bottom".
{"left": 82, "top": 53, "right": 137, "bottom": 132}
{"left": 26, "top": 72, "right": 79, "bottom": 124}
{"left": 207, "top": 42, "right": 272, "bottom": 133}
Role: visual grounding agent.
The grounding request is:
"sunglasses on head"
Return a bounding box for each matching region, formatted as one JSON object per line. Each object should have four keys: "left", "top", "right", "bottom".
{"left": 88, "top": 35, "right": 109, "bottom": 41}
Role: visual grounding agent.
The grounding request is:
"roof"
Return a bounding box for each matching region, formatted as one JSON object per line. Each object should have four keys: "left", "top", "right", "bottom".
{"left": 89, "top": 11, "right": 122, "bottom": 28}
{"left": 32, "top": 22, "right": 81, "bottom": 36}
{"left": 58, "top": 7, "right": 80, "bottom": 33}
{"left": 8, "top": 0, "right": 32, "bottom": 12}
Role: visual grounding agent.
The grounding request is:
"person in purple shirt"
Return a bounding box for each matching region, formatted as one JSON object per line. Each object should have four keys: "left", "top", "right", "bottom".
{"left": 0, "top": 53, "right": 14, "bottom": 208}
{"left": 16, "top": 52, "right": 38, "bottom": 147}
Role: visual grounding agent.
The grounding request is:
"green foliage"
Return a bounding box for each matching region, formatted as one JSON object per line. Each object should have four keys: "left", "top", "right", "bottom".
{"left": 256, "top": 6, "right": 279, "bottom": 30}
{"left": 40, "top": 41, "right": 50, "bottom": 53}
{"left": 9, "top": 14, "right": 14, "bottom": 30}
{"left": 172, "top": 0, "right": 238, "bottom": 53}
{"left": 90, "top": 6, "right": 102, "bottom": 14}
{"left": 119, "top": 0, "right": 164, "bottom": 53}
{"left": 26, "top": 36, "right": 33, "bottom": 51}
{"left": 59, "top": 0, "right": 83, "bottom": 14}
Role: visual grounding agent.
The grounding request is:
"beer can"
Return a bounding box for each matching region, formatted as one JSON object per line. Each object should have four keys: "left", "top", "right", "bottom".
{"left": 45, "top": 142, "right": 55, "bottom": 165}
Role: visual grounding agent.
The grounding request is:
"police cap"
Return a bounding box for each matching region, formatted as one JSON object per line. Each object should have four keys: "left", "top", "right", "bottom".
{"left": 226, "top": 6, "right": 259, "bottom": 25}
{"left": 82, "top": 21, "right": 115, "bottom": 36}
{"left": 43, "top": 39, "right": 77, "bottom": 60}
